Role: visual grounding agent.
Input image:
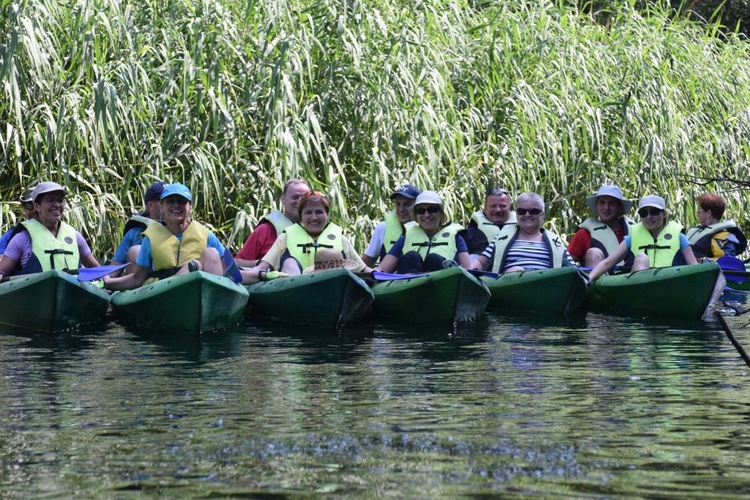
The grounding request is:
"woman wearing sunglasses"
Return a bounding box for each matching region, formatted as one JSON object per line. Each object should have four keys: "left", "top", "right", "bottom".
{"left": 470, "top": 192, "right": 572, "bottom": 274}
{"left": 241, "top": 191, "right": 370, "bottom": 283}
{"left": 376, "top": 191, "right": 471, "bottom": 274}
{"left": 587, "top": 195, "right": 697, "bottom": 281}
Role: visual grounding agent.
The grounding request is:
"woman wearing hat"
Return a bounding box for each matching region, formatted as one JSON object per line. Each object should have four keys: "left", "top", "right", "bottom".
{"left": 241, "top": 191, "right": 370, "bottom": 283}
{"left": 587, "top": 195, "right": 698, "bottom": 281}
{"left": 0, "top": 182, "right": 100, "bottom": 280}
{"left": 376, "top": 191, "right": 471, "bottom": 274}
{"left": 104, "top": 183, "right": 228, "bottom": 290}
{"left": 567, "top": 185, "right": 635, "bottom": 267}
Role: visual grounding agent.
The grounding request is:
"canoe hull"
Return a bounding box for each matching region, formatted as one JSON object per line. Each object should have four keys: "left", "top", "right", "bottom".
{"left": 481, "top": 266, "right": 588, "bottom": 315}
{"left": 587, "top": 263, "right": 724, "bottom": 320}
{"left": 245, "top": 269, "right": 374, "bottom": 328}
{"left": 111, "top": 271, "right": 249, "bottom": 333}
{"left": 370, "top": 267, "right": 490, "bottom": 324}
{"left": 725, "top": 264, "right": 750, "bottom": 291}
{"left": 0, "top": 270, "right": 111, "bottom": 333}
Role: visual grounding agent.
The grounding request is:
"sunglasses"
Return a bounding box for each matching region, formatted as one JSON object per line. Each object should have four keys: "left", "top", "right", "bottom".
{"left": 487, "top": 188, "right": 509, "bottom": 197}
{"left": 302, "top": 191, "right": 326, "bottom": 198}
{"left": 638, "top": 207, "right": 663, "bottom": 217}
{"left": 415, "top": 206, "right": 440, "bottom": 215}
{"left": 516, "top": 208, "right": 543, "bottom": 216}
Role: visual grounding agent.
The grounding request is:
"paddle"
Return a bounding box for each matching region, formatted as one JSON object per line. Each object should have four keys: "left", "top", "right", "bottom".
{"left": 468, "top": 269, "right": 500, "bottom": 279}
{"left": 715, "top": 312, "right": 750, "bottom": 368}
{"left": 73, "top": 263, "right": 129, "bottom": 282}
{"left": 222, "top": 251, "right": 244, "bottom": 284}
{"left": 717, "top": 256, "right": 747, "bottom": 283}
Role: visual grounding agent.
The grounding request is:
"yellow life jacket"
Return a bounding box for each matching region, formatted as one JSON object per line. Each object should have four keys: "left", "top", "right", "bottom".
{"left": 629, "top": 221, "right": 682, "bottom": 268}
{"left": 143, "top": 220, "right": 209, "bottom": 271}
{"left": 21, "top": 219, "right": 80, "bottom": 272}
{"left": 285, "top": 222, "right": 344, "bottom": 269}
{"left": 382, "top": 210, "right": 407, "bottom": 256}
{"left": 403, "top": 222, "right": 464, "bottom": 260}
{"left": 490, "top": 226, "right": 567, "bottom": 274}
{"left": 470, "top": 210, "right": 517, "bottom": 243}
{"left": 262, "top": 211, "right": 294, "bottom": 235}
{"left": 580, "top": 216, "right": 635, "bottom": 263}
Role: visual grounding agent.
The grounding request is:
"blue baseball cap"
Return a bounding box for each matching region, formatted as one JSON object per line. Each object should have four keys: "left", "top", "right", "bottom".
{"left": 390, "top": 184, "right": 421, "bottom": 200}
{"left": 160, "top": 183, "right": 192, "bottom": 202}
{"left": 145, "top": 181, "right": 167, "bottom": 203}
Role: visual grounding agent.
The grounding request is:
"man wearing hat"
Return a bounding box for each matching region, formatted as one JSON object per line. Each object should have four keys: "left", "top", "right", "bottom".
{"left": 0, "top": 182, "right": 100, "bottom": 279}
{"left": 104, "top": 183, "right": 231, "bottom": 290}
{"left": 361, "top": 184, "right": 421, "bottom": 267}
{"left": 110, "top": 181, "right": 166, "bottom": 274}
{"left": 0, "top": 188, "right": 36, "bottom": 259}
{"left": 235, "top": 178, "right": 311, "bottom": 268}
{"left": 568, "top": 185, "right": 635, "bottom": 267}
{"left": 464, "top": 187, "right": 517, "bottom": 255}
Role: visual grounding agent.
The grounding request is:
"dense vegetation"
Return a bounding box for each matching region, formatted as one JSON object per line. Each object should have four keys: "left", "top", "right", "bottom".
{"left": 1, "top": 0, "right": 749, "bottom": 260}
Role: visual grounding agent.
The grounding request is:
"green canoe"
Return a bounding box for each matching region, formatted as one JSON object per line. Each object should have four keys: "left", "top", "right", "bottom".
{"left": 480, "top": 266, "right": 588, "bottom": 315}
{"left": 725, "top": 263, "right": 750, "bottom": 292}
{"left": 245, "top": 268, "right": 374, "bottom": 327}
{"left": 368, "top": 266, "right": 490, "bottom": 325}
{"left": 0, "top": 270, "right": 111, "bottom": 333}
{"left": 111, "top": 271, "right": 249, "bottom": 333}
{"left": 587, "top": 262, "right": 725, "bottom": 320}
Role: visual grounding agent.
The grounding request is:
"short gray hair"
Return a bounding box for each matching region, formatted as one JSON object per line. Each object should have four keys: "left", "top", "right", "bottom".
{"left": 515, "top": 192, "right": 545, "bottom": 211}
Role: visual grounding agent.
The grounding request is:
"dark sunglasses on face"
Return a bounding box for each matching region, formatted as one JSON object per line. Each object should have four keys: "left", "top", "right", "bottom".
{"left": 638, "top": 207, "right": 663, "bottom": 217}
{"left": 516, "top": 208, "right": 543, "bottom": 216}
{"left": 415, "top": 205, "right": 440, "bottom": 215}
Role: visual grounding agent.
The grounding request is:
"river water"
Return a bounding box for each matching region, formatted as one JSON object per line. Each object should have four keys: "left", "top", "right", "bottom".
{"left": 2, "top": 298, "right": 750, "bottom": 497}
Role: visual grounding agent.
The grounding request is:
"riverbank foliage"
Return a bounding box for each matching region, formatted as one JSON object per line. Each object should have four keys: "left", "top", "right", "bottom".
{"left": 1, "top": 0, "right": 749, "bottom": 259}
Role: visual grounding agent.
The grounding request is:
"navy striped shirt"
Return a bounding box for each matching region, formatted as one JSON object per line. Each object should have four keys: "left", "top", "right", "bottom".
{"left": 481, "top": 239, "right": 573, "bottom": 272}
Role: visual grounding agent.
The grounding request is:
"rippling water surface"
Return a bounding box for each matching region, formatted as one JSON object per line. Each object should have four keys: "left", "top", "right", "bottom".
{"left": 2, "top": 301, "right": 750, "bottom": 497}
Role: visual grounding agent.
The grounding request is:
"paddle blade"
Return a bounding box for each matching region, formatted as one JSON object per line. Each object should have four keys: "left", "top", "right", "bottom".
{"left": 371, "top": 271, "right": 429, "bottom": 281}
{"left": 77, "top": 263, "right": 129, "bottom": 282}
{"left": 717, "top": 256, "right": 747, "bottom": 283}
{"left": 223, "top": 251, "right": 243, "bottom": 284}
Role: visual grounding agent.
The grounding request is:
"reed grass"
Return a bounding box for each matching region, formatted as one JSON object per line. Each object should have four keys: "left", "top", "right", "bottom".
{"left": 1, "top": 0, "right": 749, "bottom": 259}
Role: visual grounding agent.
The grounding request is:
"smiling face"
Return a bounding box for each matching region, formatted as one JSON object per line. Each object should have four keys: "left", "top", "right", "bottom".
{"left": 161, "top": 195, "right": 191, "bottom": 228}
{"left": 393, "top": 195, "right": 416, "bottom": 224}
{"left": 34, "top": 191, "right": 66, "bottom": 226}
{"left": 415, "top": 203, "right": 442, "bottom": 236}
{"left": 515, "top": 198, "right": 544, "bottom": 235}
{"left": 484, "top": 194, "right": 511, "bottom": 224}
{"left": 300, "top": 200, "right": 329, "bottom": 236}
{"left": 595, "top": 195, "right": 623, "bottom": 225}
{"left": 282, "top": 182, "right": 311, "bottom": 223}
{"left": 638, "top": 207, "right": 666, "bottom": 235}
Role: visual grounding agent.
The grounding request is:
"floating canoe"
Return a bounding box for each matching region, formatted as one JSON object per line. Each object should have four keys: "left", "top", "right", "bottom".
{"left": 0, "top": 270, "right": 111, "bottom": 333}
{"left": 724, "top": 263, "right": 750, "bottom": 292}
{"left": 111, "top": 271, "right": 249, "bottom": 333}
{"left": 480, "top": 266, "right": 588, "bottom": 315}
{"left": 245, "top": 268, "right": 374, "bottom": 328}
{"left": 368, "top": 266, "right": 490, "bottom": 324}
{"left": 587, "top": 262, "right": 725, "bottom": 320}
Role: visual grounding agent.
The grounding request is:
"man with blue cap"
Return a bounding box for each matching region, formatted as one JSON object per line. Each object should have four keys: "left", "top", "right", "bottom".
{"left": 361, "top": 184, "right": 421, "bottom": 267}
{"left": 104, "top": 183, "right": 236, "bottom": 290}
{"left": 109, "top": 181, "right": 166, "bottom": 274}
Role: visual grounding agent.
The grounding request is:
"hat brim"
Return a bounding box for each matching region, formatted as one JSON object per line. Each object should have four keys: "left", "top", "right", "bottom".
{"left": 585, "top": 195, "right": 632, "bottom": 214}
{"left": 302, "top": 260, "right": 359, "bottom": 274}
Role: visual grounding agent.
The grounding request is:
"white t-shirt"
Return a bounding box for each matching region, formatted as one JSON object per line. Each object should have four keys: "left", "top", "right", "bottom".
{"left": 362, "top": 221, "right": 387, "bottom": 259}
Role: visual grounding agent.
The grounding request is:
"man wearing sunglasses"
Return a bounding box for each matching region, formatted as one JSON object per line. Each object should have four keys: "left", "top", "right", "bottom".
{"left": 587, "top": 195, "right": 698, "bottom": 282}
{"left": 464, "top": 187, "right": 517, "bottom": 255}
{"left": 235, "top": 178, "right": 311, "bottom": 268}
{"left": 568, "top": 185, "right": 635, "bottom": 268}
{"left": 361, "top": 184, "right": 421, "bottom": 267}
{"left": 0, "top": 188, "right": 36, "bottom": 260}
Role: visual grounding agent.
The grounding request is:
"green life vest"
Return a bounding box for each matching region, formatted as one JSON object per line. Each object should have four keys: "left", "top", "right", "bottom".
{"left": 382, "top": 211, "right": 406, "bottom": 257}
{"left": 403, "top": 222, "right": 464, "bottom": 260}
{"left": 629, "top": 221, "right": 682, "bottom": 268}
{"left": 262, "top": 211, "right": 294, "bottom": 235}
{"left": 490, "top": 226, "right": 567, "bottom": 274}
{"left": 144, "top": 220, "right": 209, "bottom": 271}
{"left": 470, "top": 210, "right": 517, "bottom": 243}
{"left": 285, "top": 222, "right": 344, "bottom": 269}
{"left": 580, "top": 216, "right": 635, "bottom": 263}
{"left": 21, "top": 219, "right": 80, "bottom": 271}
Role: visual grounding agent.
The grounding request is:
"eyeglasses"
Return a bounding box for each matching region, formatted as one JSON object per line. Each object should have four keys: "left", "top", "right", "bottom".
{"left": 415, "top": 206, "right": 440, "bottom": 215}
{"left": 516, "top": 208, "right": 543, "bottom": 216}
{"left": 42, "top": 196, "right": 66, "bottom": 205}
{"left": 487, "top": 188, "right": 509, "bottom": 197}
{"left": 302, "top": 191, "right": 326, "bottom": 198}
{"left": 638, "top": 207, "right": 663, "bottom": 217}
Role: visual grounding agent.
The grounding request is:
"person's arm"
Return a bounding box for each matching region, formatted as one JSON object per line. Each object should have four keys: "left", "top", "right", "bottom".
{"left": 81, "top": 253, "right": 100, "bottom": 268}
{"left": 343, "top": 237, "right": 372, "bottom": 273}
{"left": 76, "top": 232, "right": 99, "bottom": 267}
{"left": 103, "top": 264, "right": 149, "bottom": 291}
{"left": 588, "top": 240, "right": 629, "bottom": 281}
{"left": 235, "top": 223, "right": 276, "bottom": 268}
{"left": 680, "top": 234, "right": 698, "bottom": 265}
{"left": 377, "top": 254, "right": 398, "bottom": 273}
{"left": 566, "top": 229, "right": 590, "bottom": 263}
{"left": 240, "top": 261, "right": 273, "bottom": 284}
{"left": 361, "top": 222, "right": 386, "bottom": 267}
